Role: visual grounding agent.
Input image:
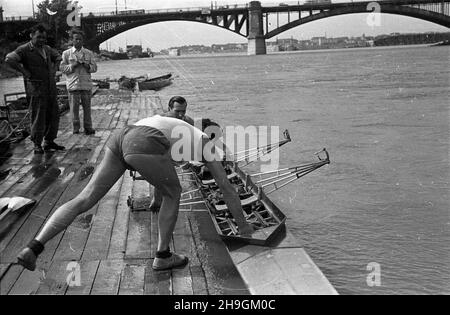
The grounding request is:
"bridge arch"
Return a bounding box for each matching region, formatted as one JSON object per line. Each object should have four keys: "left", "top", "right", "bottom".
{"left": 85, "top": 17, "right": 247, "bottom": 50}
{"left": 265, "top": 5, "right": 450, "bottom": 39}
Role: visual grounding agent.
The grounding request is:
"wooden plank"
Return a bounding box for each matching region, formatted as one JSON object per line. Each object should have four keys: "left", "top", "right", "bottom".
{"left": 125, "top": 210, "right": 151, "bottom": 259}
{"left": 65, "top": 260, "right": 100, "bottom": 295}
{"left": 118, "top": 262, "right": 146, "bottom": 295}
{"left": 0, "top": 264, "right": 23, "bottom": 295}
{"left": 35, "top": 260, "right": 70, "bottom": 295}
{"left": 0, "top": 263, "right": 10, "bottom": 279}
{"left": 185, "top": 216, "right": 208, "bottom": 295}
{"left": 80, "top": 177, "right": 123, "bottom": 261}
{"left": 150, "top": 210, "right": 159, "bottom": 258}
{"left": 172, "top": 266, "right": 193, "bottom": 295}
{"left": 0, "top": 122, "right": 72, "bottom": 190}
{"left": 190, "top": 265, "right": 208, "bottom": 295}
{"left": 128, "top": 108, "right": 140, "bottom": 125}
{"left": 172, "top": 212, "right": 193, "bottom": 295}
{"left": 86, "top": 129, "right": 111, "bottom": 164}
{"left": 0, "top": 125, "right": 73, "bottom": 197}
{"left": 0, "top": 132, "right": 89, "bottom": 208}
{"left": 90, "top": 260, "right": 123, "bottom": 295}
{"left": 189, "top": 212, "right": 249, "bottom": 295}
{"left": 7, "top": 261, "right": 51, "bottom": 295}
{"left": 51, "top": 207, "right": 98, "bottom": 262}
{"left": 107, "top": 174, "right": 132, "bottom": 260}
{"left": 144, "top": 260, "right": 172, "bottom": 295}
{"left": 129, "top": 177, "right": 153, "bottom": 211}
{"left": 0, "top": 137, "right": 94, "bottom": 258}
{"left": 124, "top": 169, "right": 152, "bottom": 259}
{"left": 0, "top": 165, "right": 34, "bottom": 196}
{"left": 0, "top": 136, "right": 95, "bottom": 249}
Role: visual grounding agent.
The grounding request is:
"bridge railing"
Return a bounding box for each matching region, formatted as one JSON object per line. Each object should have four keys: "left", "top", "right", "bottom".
{"left": 81, "top": 3, "right": 249, "bottom": 17}
{"left": 1, "top": 3, "right": 250, "bottom": 21}
{"left": 3, "top": 0, "right": 448, "bottom": 20}
{"left": 3, "top": 15, "right": 35, "bottom": 21}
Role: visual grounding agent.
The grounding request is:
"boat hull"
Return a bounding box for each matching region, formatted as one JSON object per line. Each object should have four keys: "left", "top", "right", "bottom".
{"left": 138, "top": 78, "right": 172, "bottom": 91}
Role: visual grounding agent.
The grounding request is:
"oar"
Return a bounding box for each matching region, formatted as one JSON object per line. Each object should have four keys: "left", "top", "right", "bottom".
{"left": 194, "top": 149, "right": 330, "bottom": 196}
{"left": 233, "top": 129, "right": 291, "bottom": 159}
{"left": 234, "top": 130, "right": 292, "bottom": 166}
{"left": 255, "top": 149, "right": 330, "bottom": 195}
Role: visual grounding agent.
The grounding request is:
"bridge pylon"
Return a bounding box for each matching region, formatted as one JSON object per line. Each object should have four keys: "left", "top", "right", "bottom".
{"left": 247, "top": 1, "right": 266, "bottom": 55}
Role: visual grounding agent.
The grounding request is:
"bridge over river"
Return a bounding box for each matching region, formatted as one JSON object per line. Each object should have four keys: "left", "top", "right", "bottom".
{"left": 1, "top": 0, "right": 449, "bottom": 54}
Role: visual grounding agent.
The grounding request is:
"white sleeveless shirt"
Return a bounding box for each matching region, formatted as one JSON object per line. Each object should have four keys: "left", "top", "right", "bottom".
{"left": 135, "top": 115, "right": 211, "bottom": 162}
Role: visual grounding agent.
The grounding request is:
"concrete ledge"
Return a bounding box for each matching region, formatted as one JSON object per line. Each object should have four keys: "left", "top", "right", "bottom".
{"left": 227, "top": 230, "right": 338, "bottom": 295}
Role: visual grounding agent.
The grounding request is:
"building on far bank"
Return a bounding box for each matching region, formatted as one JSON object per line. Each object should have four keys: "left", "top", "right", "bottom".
{"left": 126, "top": 45, "right": 143, "bottom": 58}
{"left": 211, "top": 43, "right": 247, "bottom": 53}
{"left": 266, "top": 41, "right": 280, "bottom": 52}
{"left": 168, "top": 48, "right": 180, "bottom": 57}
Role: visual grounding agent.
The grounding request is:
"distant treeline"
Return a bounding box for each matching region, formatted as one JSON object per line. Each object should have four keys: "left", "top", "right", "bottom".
{"left": 375, "top": 32, "right": 450, "bottom": 46}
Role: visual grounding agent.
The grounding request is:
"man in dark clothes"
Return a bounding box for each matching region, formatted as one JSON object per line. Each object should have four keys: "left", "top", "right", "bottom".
{"left": 5, "top": 24, "right": 65, "bottom": 154}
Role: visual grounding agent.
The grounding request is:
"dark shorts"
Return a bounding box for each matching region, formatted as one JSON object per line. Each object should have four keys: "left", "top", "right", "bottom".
{"left": 106, "top": 125, "right": 171, "bottom": 170}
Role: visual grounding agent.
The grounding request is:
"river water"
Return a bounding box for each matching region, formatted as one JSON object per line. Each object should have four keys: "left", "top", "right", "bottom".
{"left": 1, "top": 45, "right": 449, "bottom": 295}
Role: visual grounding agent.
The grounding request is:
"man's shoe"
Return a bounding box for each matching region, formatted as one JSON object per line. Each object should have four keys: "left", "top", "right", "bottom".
{"left": 43, "top": 142, "right": 65, "bottom": 151}
{"left": 84, "top": 129, "right": 96, "bottom": 135}
{"left": 17, "top": 247, "right": 37, "bottom": 271}
{"left": 34, "top": 144, "right": 44, "bottom": 154}
{"left": 152, "top": 253, "right": 189, "bottom": 271}
{"left": 73, "top": 130, "right": 80, "bottom": 134}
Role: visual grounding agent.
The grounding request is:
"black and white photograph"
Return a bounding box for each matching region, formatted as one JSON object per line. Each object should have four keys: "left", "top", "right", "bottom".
{"left": 0, "top": 0, "right": 448, "bottom": 298}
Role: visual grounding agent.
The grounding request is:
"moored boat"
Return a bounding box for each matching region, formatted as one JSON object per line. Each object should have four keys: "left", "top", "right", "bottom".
{"left": 92, "top": 79, "right": 111, "bottom": 89}
{"left": 137, "top": 73, "right": 173, "bottom": 91}
{"left": 118, "top": 76, "right": 137, "bottom": 90}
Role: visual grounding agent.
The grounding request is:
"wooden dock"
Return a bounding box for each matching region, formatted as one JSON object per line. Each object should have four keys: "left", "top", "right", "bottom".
{"left": 0, "top": 89, "right": 337, "bottom": 295}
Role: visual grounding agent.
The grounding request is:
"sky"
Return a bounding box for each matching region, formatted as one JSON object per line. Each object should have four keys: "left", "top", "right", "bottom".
{"left": 1, "top": 0, "right": 448, "bottom": 51}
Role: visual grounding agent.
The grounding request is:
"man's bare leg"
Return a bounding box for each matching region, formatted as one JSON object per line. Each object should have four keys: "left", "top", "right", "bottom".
{"left": 124, "top": 153, "right": 188, "bottom": 270}
{"left": 17, "top": 149, "right": 126, "bottom": 270}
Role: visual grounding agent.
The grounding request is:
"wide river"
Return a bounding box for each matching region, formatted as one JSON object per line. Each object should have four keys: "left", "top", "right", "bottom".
{"left": 1, "top": 45, "right": 449, "bottom": 294}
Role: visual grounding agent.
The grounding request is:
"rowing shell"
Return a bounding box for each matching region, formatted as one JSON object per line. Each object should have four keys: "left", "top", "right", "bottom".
{"left": 178, "top": 130, "right": 331, "bottom": 246}
{"left": 185, "top": 162, "right": 288, "bottom": 245}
